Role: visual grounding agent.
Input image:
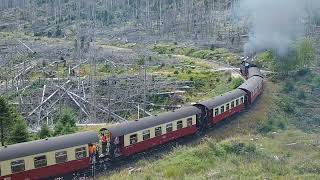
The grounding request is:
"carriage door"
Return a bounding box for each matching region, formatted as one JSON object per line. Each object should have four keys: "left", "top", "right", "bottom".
{"left": 194, "top": 105, "right": 210, "bottom": 131}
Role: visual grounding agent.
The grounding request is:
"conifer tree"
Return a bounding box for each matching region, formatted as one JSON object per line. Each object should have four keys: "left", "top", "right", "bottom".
{"left": 10, "top": 118, "right": 29, "bottom": 144}
{"left": 38, "top": 124, "right": 52, "bottom": 139}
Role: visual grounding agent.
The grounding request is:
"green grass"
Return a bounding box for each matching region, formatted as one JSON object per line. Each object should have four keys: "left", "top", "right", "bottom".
{"left": 103, "top": 130, "right": 320, "bottom": 180}
{"left": 152, "top": 44, "right": 196, "bottom": 56}
{"left": 101, "top": 69, "right": 320, "bottom": 180}
{"left": 151, "top": 43, "right": 240, "bottom": 66}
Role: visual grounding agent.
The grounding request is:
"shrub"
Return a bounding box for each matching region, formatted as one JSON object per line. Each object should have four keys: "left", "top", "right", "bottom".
{"left": 282, "top": 81, "right": 294, "bottom": 93}
{"left": 295, "top": 68, "right": 311, "bottom": 77}
{"left": 277, "top": 97, "right": 295, "bottom": 113}
{"left": 152, "top": 44, "right": 175, "bottom": 54}
{"left": 297, "top": 90, "right": 305, "bottom": 99}
{"left": 99, "top": 64, "right": 112, "bottom": 73}
{"left": 212, "top": 141, "right": 257, "bottom": 156}
{"left": 256, "top": 50, "right": 274, "bottom": 68}
{"left": 173, "top": 70, "right": 179, "bottom": 74}
{"left": 177, "top": 47, "right": 196, "bottom": 56}
{"left": 211, "top": 143, "right": 227, "bottom": 157}
{"left": 257, "top": 112, "right": 288, "bottom": 134}
{"left": 312, "top": 75, "right": 320, "bottom": 86}
{"left": 191, "top": 50, "right": 215, "bottom": 59}
{"left": 231, "top": 78, "right": 244, "bottom": 89}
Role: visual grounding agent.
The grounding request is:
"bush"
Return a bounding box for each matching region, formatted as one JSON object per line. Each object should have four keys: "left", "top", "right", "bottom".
{"left": 312, "top": 75, "right": 320, "bottom": 86}
{"left": 191, "top": 50, "right": 215, "bottom": 59}
{"left": 173, "top": 70, "right": 179, "bottom": 74}
{"left": 54, "top": 108, "right": 77, "bottom": 136}
{"left": 152, "top": 43, "right": 196, "bottom": 56}
{"left": 211, "top": 141, "right": 257, "bottom": 156}
{"left": 99, "top": 64, "right": 112, "bottom": 73}
{"left": 231, "top": 78, "right": 244, "bottom": 89}
{"left": 295, "top": 68, "right": 311, "bottom": 77}
{"left": 211, "top": 143, "right": 227, "bottom": 157}
{"left": 257, "top": 112, "right": 288, "bottom": 134}
{"left": 282, "top": 81, "right": 294, "bottom": 93}
{"left": 297, "top": 91, "right": 305, "bottom": 99}
{"left": 152, "top": 44, "right": 175, "bottom": 54}
{"left": 256, "top": 50, "right": 274, "bottom": 68}
{"left": 277, "top": 97, "right": 295, "bottom": 113}
{"left": 180, "top": 47, "right": 196, "bottom": 56}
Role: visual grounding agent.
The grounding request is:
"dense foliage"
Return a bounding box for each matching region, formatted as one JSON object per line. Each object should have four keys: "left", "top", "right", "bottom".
{"left": 53, "top": 108, "right": 78, "bottom": 136}
{"left": 0, "top": 96, "right": 29, "bottom": 145}
{"left": 257, "top": 38, "right": 315, "bottom": 77}
{"left": 152, "top": 44, "right": 240, "bottom": 66}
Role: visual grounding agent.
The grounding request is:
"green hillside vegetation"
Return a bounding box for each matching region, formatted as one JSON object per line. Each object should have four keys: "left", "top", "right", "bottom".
{"left": 105, "top": 130, "right": 319, "bottom": 180}
{"left": 152, "top": 43, "right": 240, "bottom": 66}
{"left": 100, "top": 38, "right": 320, "bottom": 179}
{"left": 102, "top": 70, "right": 320, "bottom": 180}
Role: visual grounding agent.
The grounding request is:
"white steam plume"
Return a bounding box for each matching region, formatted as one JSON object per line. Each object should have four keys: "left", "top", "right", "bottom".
{"left": 236, "top": 0, "right": 320, "bottom": 56}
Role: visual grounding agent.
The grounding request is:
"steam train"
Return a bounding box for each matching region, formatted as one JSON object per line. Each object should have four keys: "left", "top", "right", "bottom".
{"left": 0, "top": 62, "right": 263, "bottom": 180}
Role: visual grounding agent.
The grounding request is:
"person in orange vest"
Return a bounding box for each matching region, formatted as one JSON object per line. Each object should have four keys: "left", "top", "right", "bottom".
{"left": 88, "top": 143, "right": 95, "bottom": 162}
{"left": 92, "top": 144, "right": 97, "bottom": 154}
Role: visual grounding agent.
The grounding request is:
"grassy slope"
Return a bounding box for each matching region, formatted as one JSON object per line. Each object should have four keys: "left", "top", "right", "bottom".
{"left": 99, "top": 79, "right": 320, "bottom": 179}
{"left": 103, "top": 131, "right": 319, "bottom": 180}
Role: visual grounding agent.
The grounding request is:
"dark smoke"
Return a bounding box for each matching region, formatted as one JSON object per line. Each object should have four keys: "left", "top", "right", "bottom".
{"left": 236, "top": 0, "right": 320, "bottom": 57}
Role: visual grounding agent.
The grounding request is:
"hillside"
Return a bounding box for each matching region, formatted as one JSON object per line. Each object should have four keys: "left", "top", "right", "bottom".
{"left": 100, "top": 74, "right": 320, "bottom": 179}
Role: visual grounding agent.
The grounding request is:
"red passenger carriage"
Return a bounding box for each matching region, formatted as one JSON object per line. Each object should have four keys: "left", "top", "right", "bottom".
{"left": 0, "top": 132, "right": 99, "bottom": 180}
{"left": 100, "top": 106, "right": 201, "bottom": 157}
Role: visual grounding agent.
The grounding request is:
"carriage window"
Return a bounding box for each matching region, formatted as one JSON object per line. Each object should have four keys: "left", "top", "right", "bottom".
{"left": 215, "top": 108, "right": 219, "bottom": 116}
{"left": 187, "top": 118, "right": 193, "bottom": 127}
{"left": 177, "top": 121, "right": 183, "bottom": 129}
{"left": 11, "top": 160, "right": 25, "bottom": 173}
{"left": 240, "top": 97, "right": 244, "bottom": 103}
{"left": 226, "top": 103, "right": 230, "bottom": 111}
{"left": 236, "top": 99, "right": 239, "bottom": 106}
{"left": 166, "top": 123, "right": 173, "bottom": 133}
{"left": 55, "top": 151, "right": 68, "bottom": 164}
{"left": 34, "top": 155, "right": 47, "bottom": 168}
{"left": 130, "top": 134, "right": 138, "bottom": 145}
{"left": 231, "top": 101, "right": 235, "bottom": 108}
{"left": 75, "top": 147, "right": 87, "bottom": 160}
{"left": 221, "top": 106, "right": 225, "bottom": 113}
{"left": 155, "top": 126, "right": 162, "bottom": 136}
{"left": 142, "top": 130, "right": 150, "bottom": 140}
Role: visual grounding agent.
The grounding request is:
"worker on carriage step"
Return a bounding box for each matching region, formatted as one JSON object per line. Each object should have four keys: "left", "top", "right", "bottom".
{"left": 101, "top": 133, "right": 107, "bottom": 155}
{"left": 89, "top": 143, "right": 95, "bottom": 163}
